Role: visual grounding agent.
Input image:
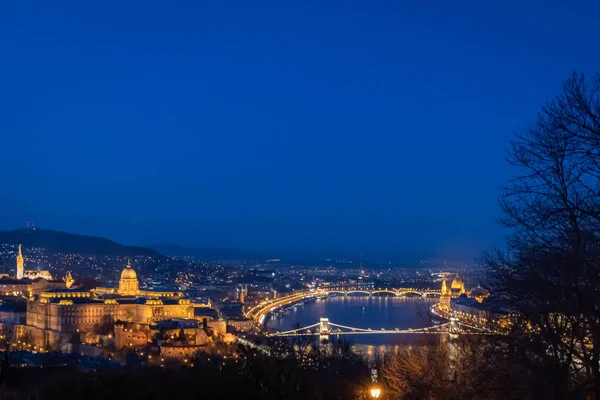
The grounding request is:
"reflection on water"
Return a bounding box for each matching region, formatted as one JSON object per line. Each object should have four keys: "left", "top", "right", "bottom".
{"left": 351, "top": 343, "right": 399, "bottom": 361}
{"left": 266, "top": 295, "right": 438, "bottom": 351}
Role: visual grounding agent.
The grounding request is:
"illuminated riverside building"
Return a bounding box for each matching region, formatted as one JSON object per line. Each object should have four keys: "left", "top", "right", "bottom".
{"left": 17, "top": 261, "right": 195, "bottom": 350}
{"left": 449, "top": 275, "right": 466, "bottom": 298}
{"left": 436, "top": 276, "right": 510, "bottom": 329}
{"left": 450, "top": 294, "right": 511, "bottom": 328}
{"left": 439, "top": 279, "right": 451, "bottom": 311}
{"left": 438, "top": 274, "right": 468, "bottom": 312}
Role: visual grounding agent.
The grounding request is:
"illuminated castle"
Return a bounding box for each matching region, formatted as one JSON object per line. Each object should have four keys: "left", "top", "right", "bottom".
{"left": 15, "top": 245, "right": 53, "bottom": 281}
{"left": 18, "top": 260, "right": 194, "bottom": 350}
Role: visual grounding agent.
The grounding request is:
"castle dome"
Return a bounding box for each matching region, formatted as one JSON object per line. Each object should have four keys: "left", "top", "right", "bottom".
{"left": 120, "top": 261, "right": 137, "bottom": 280}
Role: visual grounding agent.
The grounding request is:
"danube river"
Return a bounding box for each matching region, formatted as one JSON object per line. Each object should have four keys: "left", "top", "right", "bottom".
{"left": 266, "top": 295, "right": 438, "bottom": 347}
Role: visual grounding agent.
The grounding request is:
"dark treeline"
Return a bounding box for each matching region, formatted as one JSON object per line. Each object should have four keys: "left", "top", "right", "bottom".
{"left": 0, "top": 338, "right": 370, "bottom": 400}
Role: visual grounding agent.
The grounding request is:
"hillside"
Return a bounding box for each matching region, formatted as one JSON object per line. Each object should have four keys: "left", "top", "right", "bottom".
{"left": 0, "top": 229, "right": 162, "bottom": 257}
{"left": 151, "top": 243, "right": 264, "bottom": 261}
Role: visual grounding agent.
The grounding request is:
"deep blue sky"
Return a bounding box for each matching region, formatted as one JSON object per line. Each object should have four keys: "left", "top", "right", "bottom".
{"left": 1, "top": 1, "right": 599, "bottom": 261}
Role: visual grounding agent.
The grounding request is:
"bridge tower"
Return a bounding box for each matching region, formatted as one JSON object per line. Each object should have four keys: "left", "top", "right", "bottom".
{"left": 319, "top": 318, "right": 330, "bottom": 334}
{"left": 319, "top": 318, "right": 330, "bottom": 342}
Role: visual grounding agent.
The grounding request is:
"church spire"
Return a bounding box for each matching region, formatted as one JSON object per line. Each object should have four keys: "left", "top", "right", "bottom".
{"left": 441, "top": 279, "right": 448, "bottom": 295}
{"left": 16, "top": 244, "right": 24, "bottom": 280}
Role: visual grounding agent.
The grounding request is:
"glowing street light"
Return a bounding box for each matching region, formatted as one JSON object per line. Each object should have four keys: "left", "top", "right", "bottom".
{"left": 370, "top": 387, "right": 381, "bottom": 398}
{"left": 369, "top": 367, "right": 381, "bottom": 398}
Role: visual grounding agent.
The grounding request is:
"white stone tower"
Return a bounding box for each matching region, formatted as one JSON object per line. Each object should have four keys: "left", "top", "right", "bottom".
{"left": 16, "top": 244, "right": 24, "bottom": 280}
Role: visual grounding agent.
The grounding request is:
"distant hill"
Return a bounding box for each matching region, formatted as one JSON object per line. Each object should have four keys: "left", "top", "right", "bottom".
{"left": 0, "top": 229, "right": 162, "bottom": 257}
{"left": 151, "top": 243, "right": 264, "bottom": 261}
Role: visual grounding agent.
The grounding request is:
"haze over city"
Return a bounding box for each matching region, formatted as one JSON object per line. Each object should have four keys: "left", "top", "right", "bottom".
{"left": 1, "top": 1, "right": 598, "bottom": 262}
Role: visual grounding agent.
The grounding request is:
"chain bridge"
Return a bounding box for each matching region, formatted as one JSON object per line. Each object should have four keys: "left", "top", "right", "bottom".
{"left": 324, "top": 288, "right": 441, "bottom": 298}
{"left": 272, "top": 318, "right": 492, "bottom": 337}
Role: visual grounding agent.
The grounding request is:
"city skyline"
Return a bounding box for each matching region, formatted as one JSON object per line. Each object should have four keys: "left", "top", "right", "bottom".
{"left": 1, "top": 1, "right": 599, "bottom": 398}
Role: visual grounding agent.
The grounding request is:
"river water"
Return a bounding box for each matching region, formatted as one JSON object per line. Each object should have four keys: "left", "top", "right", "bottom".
{"left": 266, "top": 295, "right": 438, "bottom": 349}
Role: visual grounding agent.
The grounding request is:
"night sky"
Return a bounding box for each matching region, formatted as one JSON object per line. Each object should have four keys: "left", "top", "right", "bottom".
{"left": 1, "top": 1, "right": 599, "bottom": 261}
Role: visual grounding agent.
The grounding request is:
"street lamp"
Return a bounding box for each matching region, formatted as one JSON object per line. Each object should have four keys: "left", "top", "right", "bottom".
{"left": 370, "top": 366, "right": 381, "bottom": 398}
{"left": 370, "top": 386, "right": 381, "bottom": 398}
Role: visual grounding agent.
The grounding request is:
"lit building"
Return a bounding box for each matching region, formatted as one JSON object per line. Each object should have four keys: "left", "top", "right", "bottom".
{"left": 439, "top": 279, "right": 451, "bottom": 311}
{"left": 226, "top": 318, "right": 253, "bottom": 332}
{"left": 15, "top": 245, "right": 53, "bottom": 281}
{"left": 0, "top": 276, "right": 66, "bottom": 297}
{"left": 239, "top": 284, "right": 248, "bottom": 304}
{"left": 16, "top": 261, "right": 195, "bottom": 350}
{"left": 114, "top": 319, "right": 209, "bottom": 351}
{"left": 16, "top": 245, "right": 23, "bottom": 280}
{"left": 450, "top": 275, "right": 466, "bottom": 298}
{"left": 0, "top": 278, "right": 31, "bottom": 297}
{"left": 118, "top": 260, "right": 139, "bottom": 295}
{"left": 0, "top": 300, "right": 27, "bottom": 325}
{"left": 469, "top": 285, "right": 490, "bottom": 303}
{"left": 450, "top": 294, "right": 511, "bottom": 329}
{"left": 438, "top": 274, "right": 467, "bottom": 312}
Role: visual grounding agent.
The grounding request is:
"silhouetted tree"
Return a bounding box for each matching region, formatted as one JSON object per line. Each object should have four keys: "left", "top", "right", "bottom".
{"left": 483, "top": 71, "right": 600, "bottom": 399}
{"left": 380, "top": 336, "right": 529, "bottom": 400}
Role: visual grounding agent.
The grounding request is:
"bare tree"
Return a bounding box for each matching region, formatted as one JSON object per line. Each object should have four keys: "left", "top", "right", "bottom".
{"left": 484, "top": 71, "right": 600, "bottom": 399}
{"left": 380, "top": 336, "right": 511, "bottom": 400}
